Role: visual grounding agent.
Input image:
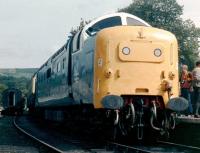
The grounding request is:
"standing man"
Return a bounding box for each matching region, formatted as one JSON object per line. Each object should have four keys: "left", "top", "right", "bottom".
{"left": 180, "top": 65, "right": 193, "bottom": 115}
{"left": 192, "top": 61, "right": 200, "bottom": 117}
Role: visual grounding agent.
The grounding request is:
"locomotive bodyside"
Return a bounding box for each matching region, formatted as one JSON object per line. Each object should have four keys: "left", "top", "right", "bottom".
{"left": 35, "top": 43, "right": 75, "bottom": 108}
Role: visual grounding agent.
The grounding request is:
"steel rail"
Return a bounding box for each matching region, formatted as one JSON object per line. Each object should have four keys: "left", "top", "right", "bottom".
{"left": 13, "top": 116, "right": 63, "bottom": 153}
{"left": 158, "top": 140, "right": 200, "bottom": 151}
{"left": 107, "top": 141, "right": 154, "bottom": 153}
{"left": 13, "top": 116, "right": 110, "bottom": 153}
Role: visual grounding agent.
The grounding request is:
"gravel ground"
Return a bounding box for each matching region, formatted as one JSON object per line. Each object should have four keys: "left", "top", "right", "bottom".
{"left": 0, "top": 116, "right": 55, "bottom": 153}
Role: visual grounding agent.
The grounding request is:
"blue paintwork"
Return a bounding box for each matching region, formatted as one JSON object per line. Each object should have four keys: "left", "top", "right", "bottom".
{"left": 35, "top": 36, "right": 96, "bottom": 107}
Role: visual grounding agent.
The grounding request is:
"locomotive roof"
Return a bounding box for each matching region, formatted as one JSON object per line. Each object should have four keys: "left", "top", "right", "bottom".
{"left": 83, "top": 12, "right": 151, "bottom": 30}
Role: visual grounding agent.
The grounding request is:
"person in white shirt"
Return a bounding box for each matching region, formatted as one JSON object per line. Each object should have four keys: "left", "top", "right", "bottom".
{"left": 192, "top": 61, "right": 200, "bottom": 117}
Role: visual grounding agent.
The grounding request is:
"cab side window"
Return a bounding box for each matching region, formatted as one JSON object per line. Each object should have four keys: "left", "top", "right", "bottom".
{"left": 126, "top": 17, "right": 147, "bottom": 26}
{"left": 72, "top": 31, "right": 82, "bottom": 52}
{"left": 86, "top": 16, "right": 122, "bottom": 36}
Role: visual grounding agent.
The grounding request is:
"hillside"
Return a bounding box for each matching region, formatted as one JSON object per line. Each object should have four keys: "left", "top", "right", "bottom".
{"left": 0, "top": 68, "right": 37, "bottom": 79}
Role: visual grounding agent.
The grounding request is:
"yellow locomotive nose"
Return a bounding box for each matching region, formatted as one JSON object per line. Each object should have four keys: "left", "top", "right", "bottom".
{"left": 93, "top": 26, "right": 180, "bottom": 109}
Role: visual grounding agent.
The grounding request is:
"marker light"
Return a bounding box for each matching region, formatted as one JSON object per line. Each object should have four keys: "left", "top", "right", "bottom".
{"left": 122, "top": 47, "right": 131, "bottom": 55}
{"left": 154, "top": 48, "right": 162, "bottom": 57}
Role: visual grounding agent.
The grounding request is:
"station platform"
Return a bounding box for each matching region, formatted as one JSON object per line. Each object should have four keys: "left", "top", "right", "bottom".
{"left": 176, "top": 115, "right": 200, "bottom": 124}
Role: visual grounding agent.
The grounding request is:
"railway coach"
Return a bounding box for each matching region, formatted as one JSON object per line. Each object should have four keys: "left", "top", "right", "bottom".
{"left": 28, "top": 12, "right": 188, "bottom": 140}
{"left": 2, "top": 88, "right": 24, "bottom": 115}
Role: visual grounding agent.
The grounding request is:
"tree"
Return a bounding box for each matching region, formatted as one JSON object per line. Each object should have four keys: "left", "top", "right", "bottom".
{"left": 178, "top": 19, "right": 200, "bottom": 68}
{"left": 0, "top": 84, "right": 7, "bottom": 105}
{"left": 0, "top": 84, "right": 7, "bottom": 92}
{"left": 70, "top": 18, "right": 91, "bottom": 36}
{"left": 119, "top": 0, "right": 200, "bottom": 69}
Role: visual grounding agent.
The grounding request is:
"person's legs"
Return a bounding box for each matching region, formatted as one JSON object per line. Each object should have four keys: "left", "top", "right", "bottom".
{"left": 193, "top": 87, "right": 197, "bottom": 114}
{"left": 195, "top": 103, "right": 200, "bottom": 115}
{"left": 181, "top": 88, "right": 193, "bottom": 114}
{"left": 190, "top": 91, "right": 194, "bottom": 112}
{"left": 181, "top": 88, "right": 187, "bottom": 99}
{"left": 194, "top": 87, "right": 200, "bottom": 116}
{"left": 188, "top": 92, "right": 193, "bottom": 114}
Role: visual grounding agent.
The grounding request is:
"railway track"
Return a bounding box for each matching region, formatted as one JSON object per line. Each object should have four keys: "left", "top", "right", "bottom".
{"left": 108, "top": 141, "right": 200, "bottom": 153}
{"left": 14, "top": 116, "right": 200, "bottom": 153}
{"left": 107, "top": 141, "right": 155, "bottom": 153}
{"left": 13, "top": 116, "right": 63, "bottom": 153}
{"left": 157, "top": 140, "right": 200, "bottom": 152}
{"left": 13, "top": 116, "right": 109, "bottom": 153}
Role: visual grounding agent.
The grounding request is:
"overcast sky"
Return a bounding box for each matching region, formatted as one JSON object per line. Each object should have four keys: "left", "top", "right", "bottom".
{"left": 0, "top": 0, "right": 199, "bottom": 68}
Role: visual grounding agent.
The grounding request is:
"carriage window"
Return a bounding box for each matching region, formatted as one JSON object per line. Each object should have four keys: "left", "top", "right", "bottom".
{"left": 57, "top": 62, "right": 61, "bottom": 72}
{"left": 87, "top": 16, "right": 122, "bottom": 36}
{"left": 126, "top": 17, "right": 147, "bottom": 26}
{"left": 63, "top": 58, "right": 66, "bottom": 69}
{"left": 46, "top": 68, "right": 51, "bottom": 79}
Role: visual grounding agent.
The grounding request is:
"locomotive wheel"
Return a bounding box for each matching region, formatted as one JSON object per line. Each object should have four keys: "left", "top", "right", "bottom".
{"left": 109, "top": 103, "right": 136, "bottom": 142}
{"left": 119, "top": 103, "right": 135, "bottom": 136}
{"left": 107, "top": 110, "right": 121, "bottom": 141}
{"left": 161, "top": 112, "right": 176, "bottom": 140}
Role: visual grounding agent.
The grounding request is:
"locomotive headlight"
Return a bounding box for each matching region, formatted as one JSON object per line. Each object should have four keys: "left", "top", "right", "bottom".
{"left": 154, "top": 48, "right": 162, "bottom": 57}
{"left": 122, "top": 47, "right": 131, "bottom": 55}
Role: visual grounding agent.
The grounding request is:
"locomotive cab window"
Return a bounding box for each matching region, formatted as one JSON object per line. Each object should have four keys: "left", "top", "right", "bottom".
{"left": 86, "top": 16, "right": 122, "bottom": 36}
{"left": 126, "top": 17, "right": 147, "bottom": 26}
